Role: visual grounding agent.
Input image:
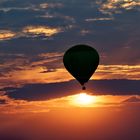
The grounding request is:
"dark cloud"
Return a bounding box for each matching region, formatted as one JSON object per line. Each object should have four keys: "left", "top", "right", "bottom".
{"left": 5, "top": 80, "right": 140, "bottom": 101}
{"left": 0, "top": 99, "right": 6, "bottom": 104}
{"left": 5, "top": 80, "right": 79, "bottom": 101}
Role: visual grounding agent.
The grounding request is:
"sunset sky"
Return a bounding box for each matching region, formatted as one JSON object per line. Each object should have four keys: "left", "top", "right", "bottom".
{"left": 0, "top": 0, "right": 140, "bottom": 140}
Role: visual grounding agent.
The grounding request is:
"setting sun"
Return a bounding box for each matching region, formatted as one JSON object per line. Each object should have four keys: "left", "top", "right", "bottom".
{"left": 71, "top": 93, "right": 97, "bottom": 106}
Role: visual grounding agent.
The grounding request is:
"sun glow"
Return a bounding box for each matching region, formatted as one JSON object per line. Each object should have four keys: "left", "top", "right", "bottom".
{"left": 71, "top": 93, "right": 97, "bottom": 106}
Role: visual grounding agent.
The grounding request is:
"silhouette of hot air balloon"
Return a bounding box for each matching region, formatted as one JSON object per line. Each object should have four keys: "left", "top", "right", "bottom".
{"left": 63, "top": 44, "right": 99, "bottom": 90}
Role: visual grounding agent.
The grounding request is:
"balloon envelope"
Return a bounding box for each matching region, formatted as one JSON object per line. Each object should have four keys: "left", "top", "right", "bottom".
{"left": 63, "top": 44, "right": 99, "bottom": 88}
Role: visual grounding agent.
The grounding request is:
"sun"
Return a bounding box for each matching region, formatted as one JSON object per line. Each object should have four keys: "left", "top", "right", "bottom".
{"left": 71, "top": 93, "right": 97, "bottom": 106}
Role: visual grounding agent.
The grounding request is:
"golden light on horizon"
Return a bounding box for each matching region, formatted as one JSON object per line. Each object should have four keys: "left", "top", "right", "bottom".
{"left": 71, "top": 93, "right": 97, "bottom": 107}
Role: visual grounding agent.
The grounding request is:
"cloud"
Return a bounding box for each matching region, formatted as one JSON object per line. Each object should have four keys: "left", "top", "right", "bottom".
{"left": 0, "top": 94, "right": 51, "bottom": 114}
{"left": 0, "top": 99, "right": 6, "bottom": 104}
{"left": 122, "top": 96, "right": 140, "bottom": 103}
{"left": 0, "top": 52, "right": 68, "bottom": 89}
{"left": 5, "top": 80, "right": 77, "bottom": 101}
{"left": 0, "top": 52, "right": 63, "bottom": 73}
{"left": 22, "top": 26, "right": 62, "bottom": 37}
{"left": 0, "top": 30, "right": 16, "bottom": 40}
{"left": 5, "top": 79, "right": 140, "bottom": 101}
{"left": 0, "top": 1, "right": 64, "bottom": 12}
{"left": 0, "top": 61, "right": 140, "bottom": 90}
{"left": 0, "top": 25, "right": 62, "bottom": 41}
{"left": 85, "top": 17, "right": 114, "bottom": 22}
{"left": 80, "top": 29, "right": 92, "bottom": 36}
{"left": 99, "top": 0, "right": 140, "bottom": 14}
{"left": 40, "top": 2, "right": 64, "bottom": 9}
{"left": 0, "top": 95, "right": 11, "bottom": 105}
{"left": 0, "top": 0, "right": 140, "bottom": 100}
{"left": 0, "top": 6, "right": 39, "bottom": 12}
{"left": 95, "top": 65, "right": 140, "bottom": 80}
{"left": 0, "top": 0, "right": 139, "bottom": 66}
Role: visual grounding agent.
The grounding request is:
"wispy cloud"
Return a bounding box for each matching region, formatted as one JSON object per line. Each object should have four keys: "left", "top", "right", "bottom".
{"left": 40, "top": 2, "right": 64, "bottom": 9}
{"left": 99, "top": 0, "right": 140, "bottom": 14}
{"left": 0, "top": 25, "right": 63, "bottom": 41}
{"left": 0, "top": 6, "right": 38, "bottom": 12}
{"left": 122, "top": 96, "right": 140, "bottom": 103}
{"left": 0, "top": 1, "right": 64, "bottom": 12}
{"left": 0, "top": 55, "right": 140, "bottom": 89}
{"left": 94, "top": 65, "right": 140, "bottom": 80}
{"left": 85, "top": 17, "right": 114, "bottom": 22}
{"left": 80, "top": 29, "right": 92, "bottom": 36}
{"left": 0, "top": 30, "right": 16, "bottom": 41}
{"left": 23, "top": 26, "right": 62, "bottom": 37}
{"left": 0, "top": 52, "right": 68, "bottom": 89}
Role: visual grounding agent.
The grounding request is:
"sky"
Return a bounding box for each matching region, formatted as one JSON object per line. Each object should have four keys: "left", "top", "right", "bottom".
{"left": 0, "top": 0, "right": 140, "bottom": 140}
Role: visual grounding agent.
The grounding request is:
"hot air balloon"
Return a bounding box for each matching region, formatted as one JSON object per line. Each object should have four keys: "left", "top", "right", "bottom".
{"left": 63, "top": 44, "right": 99, "bottom": 90}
